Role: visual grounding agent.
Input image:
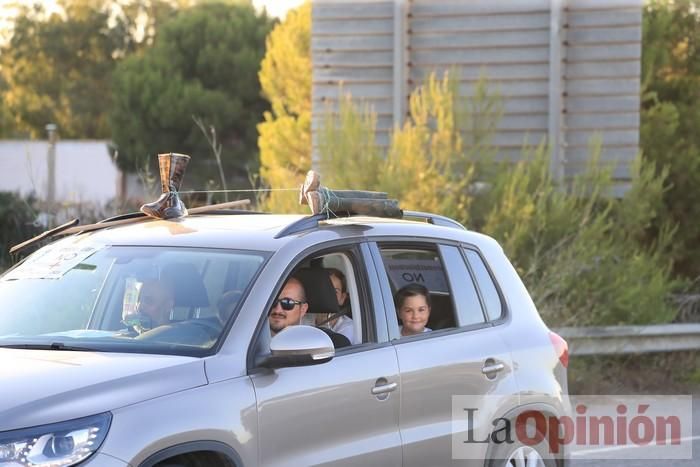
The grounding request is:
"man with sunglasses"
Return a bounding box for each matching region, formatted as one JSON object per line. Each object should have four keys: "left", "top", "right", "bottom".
{"left": 269, "top": 276, "right": 309, "bottom": 336}
{"left": 269, "top": 275, "right": 351, "bottom": 348}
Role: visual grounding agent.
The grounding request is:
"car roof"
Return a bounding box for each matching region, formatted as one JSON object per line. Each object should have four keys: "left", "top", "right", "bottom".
{"left": 67, "top": 212, "right": 500, "bottom": 252}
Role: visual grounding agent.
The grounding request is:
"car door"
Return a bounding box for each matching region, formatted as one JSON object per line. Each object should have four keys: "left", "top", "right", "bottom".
{"left": 249, "top": 243, "right": 402, "bottom": 467}
{"left": 369, "top": 241, "right": 520, "bottom": 467}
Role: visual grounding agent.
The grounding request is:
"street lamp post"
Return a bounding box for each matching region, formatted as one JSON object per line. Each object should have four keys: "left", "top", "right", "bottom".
{"left": 46, "top": 123, "right": 57, "bottom": 228}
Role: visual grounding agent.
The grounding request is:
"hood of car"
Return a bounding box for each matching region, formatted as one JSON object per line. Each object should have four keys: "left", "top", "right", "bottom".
{"left": 0, "top": 348, "right": 207, "bottom": 431}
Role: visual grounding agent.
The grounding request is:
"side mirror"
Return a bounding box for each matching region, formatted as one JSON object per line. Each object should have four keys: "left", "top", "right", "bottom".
{"left": 259, "top": 325, "right": 335, "bottom": 369}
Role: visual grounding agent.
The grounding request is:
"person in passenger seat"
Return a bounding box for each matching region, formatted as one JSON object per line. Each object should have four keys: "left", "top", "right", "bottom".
{"left": 395, "top": 283, "right": 432, "bottom": 337}
{"left": 315, "top": 268, "right": 355, "bottom": 344}
{"left": 217, "top": 290, "right": 243, "bottom": 325}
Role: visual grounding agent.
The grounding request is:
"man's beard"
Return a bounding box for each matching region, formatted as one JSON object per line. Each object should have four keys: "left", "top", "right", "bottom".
{"left": 269, "top": 311, "right": 287, "bottom": 334}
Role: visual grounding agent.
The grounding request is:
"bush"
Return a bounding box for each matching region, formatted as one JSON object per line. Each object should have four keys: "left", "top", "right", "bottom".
{"left": 0, "top": 192, "right": 40, "bottom": 271}
{"left": 641, "top": 0, "right": 700, "bottom": 280}
{"left": 317, "top": 71, "right": 681, "bottom": 327}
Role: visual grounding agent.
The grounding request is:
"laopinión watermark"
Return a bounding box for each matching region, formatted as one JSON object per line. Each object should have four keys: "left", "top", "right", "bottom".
{"left": 452, "top": 395, "right": 693, "bottom": 460}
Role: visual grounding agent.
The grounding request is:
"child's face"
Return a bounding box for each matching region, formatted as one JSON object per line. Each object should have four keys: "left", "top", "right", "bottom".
{"left": 398, "top": 294, "right": 430, "bottom": 336}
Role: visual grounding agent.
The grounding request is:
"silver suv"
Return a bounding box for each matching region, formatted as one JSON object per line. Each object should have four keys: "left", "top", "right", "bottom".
{"left": 0, "top": 209, "right": 569, "bottom": 467}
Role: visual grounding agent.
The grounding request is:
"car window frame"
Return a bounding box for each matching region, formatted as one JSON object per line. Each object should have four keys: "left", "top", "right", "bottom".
{"left": 245, "top": 239, "right": 393, "bottom": 374}
{"left": 368, "top": 239, "right": 495, "bottom": 344}
{"left": 438, "top": 244, "right": 489, "bottom": 327}
{"left": 460, "top": 244, "right": 510, "bottom": 326}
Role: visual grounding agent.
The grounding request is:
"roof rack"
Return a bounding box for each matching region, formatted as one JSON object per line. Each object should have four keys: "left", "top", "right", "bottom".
{"left": 274, "top": 213, "right": 329, "bottom": 239}
{"left": 274, "top": 210, "right": 466, "bottom": 239}
{"left": 93, "top": 208, "right": 262, "bottom": 223}
{"left": 402, "top": 211, "right": 466, "bottom": 230}
{"left": 9, "top": 218, "right": 80, "bottom": 255}
{"left": 201, "top": 209, "right": 266, "bottom": 216}
{"left": 8, "top": 200, "right": 256, "bottom": 255}
{"left": 98, "top": 212, "right": 146, "bottom": 223}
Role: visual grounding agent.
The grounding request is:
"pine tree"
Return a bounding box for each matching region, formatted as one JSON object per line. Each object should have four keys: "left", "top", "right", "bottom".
{"left": 641, "top": 0, "right": 700, "bottom": 279}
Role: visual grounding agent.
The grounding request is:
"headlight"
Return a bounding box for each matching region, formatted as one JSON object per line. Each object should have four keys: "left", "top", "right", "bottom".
{"left": 0, "top": 412, "right": 111, "bottom": 467}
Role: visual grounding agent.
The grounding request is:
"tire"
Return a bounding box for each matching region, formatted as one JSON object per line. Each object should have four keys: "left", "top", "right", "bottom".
{"left": 487, "top": 439, "right": 558, "bottom": 467}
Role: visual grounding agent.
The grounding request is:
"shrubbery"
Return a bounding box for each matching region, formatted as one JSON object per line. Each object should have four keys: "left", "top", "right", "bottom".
{"left": 316, "top": 72, "right": 681, "bottom": 327}
{"left": 641, "top": 0, "right": 700, "bottom": 281}
{"left": 257, "top": 1, "right": 685, "bottom": 327}
{"left": 0, "top": 192, "right": 40, "bottom": 271}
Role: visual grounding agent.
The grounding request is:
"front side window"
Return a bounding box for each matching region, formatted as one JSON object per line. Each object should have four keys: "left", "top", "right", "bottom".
{"left": 0, "top": 241, "right": 267, "bottom": 356}
{"left": 265, "top": 250, "right": 372, "bottom": 349}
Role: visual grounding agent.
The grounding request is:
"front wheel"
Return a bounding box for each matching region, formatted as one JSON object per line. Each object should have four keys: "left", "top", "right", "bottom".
{"left": 488, "top": 441, "right": 557, "bottom": 467}
{"left": 504, "top": 445, "right": 546, "bottom": 467}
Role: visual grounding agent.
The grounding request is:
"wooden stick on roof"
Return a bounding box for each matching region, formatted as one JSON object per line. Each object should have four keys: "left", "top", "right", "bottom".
{"left": 299, "top": 170, "right": 401, "bottom": 218}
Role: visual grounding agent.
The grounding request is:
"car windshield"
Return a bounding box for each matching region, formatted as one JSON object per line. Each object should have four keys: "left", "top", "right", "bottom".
{"left": 0, "top": 241, "right": 268, "bottom": 356}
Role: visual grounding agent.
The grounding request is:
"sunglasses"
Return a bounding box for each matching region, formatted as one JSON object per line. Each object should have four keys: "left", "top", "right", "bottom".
{"left": 272, "top": 297, "right": 306, "bottom": 311}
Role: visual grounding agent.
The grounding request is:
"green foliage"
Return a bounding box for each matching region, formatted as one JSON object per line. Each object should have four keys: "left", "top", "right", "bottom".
{"left": 0, "top": 74, "right": 16, "bottom": 137}
{"left": 257, "top": 1, "right": 311, "bottom": 213}
{"left": 0, "top": 192, "right": 40, "bottom": 271}
{"left": 0, "top": 0, "right": 173, "bottom": 139}
{"left": 496, "top": 146, "right": 679, "bottom": 326}
{"left": 641, "top": 0, "right": 700, "bottom": 279}
{"left": 318, "top": 71, "right": 679, "bottom": 327}
{"left": 110, "top": 1, "right": 274, "bottom": 181}
{"left": 318, "top": 93, "right": 384, "bottom": 191}
{"left": 255, "top": 3, "right": 684, "bottom": 326}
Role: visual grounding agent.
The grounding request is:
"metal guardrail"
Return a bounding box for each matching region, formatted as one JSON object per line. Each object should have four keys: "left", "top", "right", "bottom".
{"left": 554, "top": 324, "right": 700, "bottom": 356}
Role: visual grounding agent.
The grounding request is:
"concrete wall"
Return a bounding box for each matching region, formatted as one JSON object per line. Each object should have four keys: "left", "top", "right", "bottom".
{"left": 0, "top": 140, "right": 122, "bottom": 205}
{"left": 312, "top": 0, "right": 642, "bottom": 189}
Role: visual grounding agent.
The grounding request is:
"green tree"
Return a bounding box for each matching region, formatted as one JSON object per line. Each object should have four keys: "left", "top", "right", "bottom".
{"left": 257, "top": 1, "right": 310, "bottom": 212}
{"left": 0, "top": 73, "right": 17, "bottom": 137}
{"left": 110, "top": 1, "right": 274, "bottom": 183}
{"left": 642, "top": 0, "right": 700, "bottom": 279}
{"left": 0, "top": 0, "right": 172, "bottom": 139}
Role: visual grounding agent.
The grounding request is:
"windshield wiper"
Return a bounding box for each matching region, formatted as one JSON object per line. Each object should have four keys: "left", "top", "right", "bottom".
{"left": 0, "top": 342, "right": 98, "bottom": 351}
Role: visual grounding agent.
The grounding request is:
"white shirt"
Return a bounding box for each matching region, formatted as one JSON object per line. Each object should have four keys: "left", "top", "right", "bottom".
{"left": 331, "top": 315, "right": 356, "bottom": 344}
{"left": 399, "top": 326, "right": 432, "bottom": 336}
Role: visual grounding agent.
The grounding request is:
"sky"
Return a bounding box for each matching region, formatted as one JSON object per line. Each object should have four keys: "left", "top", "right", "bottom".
{"left": 0, "top": 0, "right": 304, "bottom": 16}
{"left": 253, "top": 0, "right": 305, "bottom": 18}
{"left": 0, "top": 0, "right": 305, "bottom": 35}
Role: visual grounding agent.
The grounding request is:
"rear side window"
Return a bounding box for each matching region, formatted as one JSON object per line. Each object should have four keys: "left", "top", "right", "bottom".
{"left": 378, "top": 245, "right": 459, "bottom": 336}
{"left": 439, "top": 245, "right": 486, "bottom": 327}
{"left": 464, "top": 249, "right": 503, "bottom": 321}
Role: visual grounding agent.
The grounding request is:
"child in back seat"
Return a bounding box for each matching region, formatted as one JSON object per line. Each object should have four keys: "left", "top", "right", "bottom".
{"left": 395, "top": 284, "right": 432, "bottom": 337}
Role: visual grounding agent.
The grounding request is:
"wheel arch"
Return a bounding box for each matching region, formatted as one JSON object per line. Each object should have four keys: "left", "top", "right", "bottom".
{"left": 138, "top": 440, "right": 242, "bottom": 467}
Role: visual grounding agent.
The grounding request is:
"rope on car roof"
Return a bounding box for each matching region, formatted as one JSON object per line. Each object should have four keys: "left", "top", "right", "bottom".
{"left": 319, "top": 186, "right": 339, "bottom": 218}
{"left": 178, "top": 188, "right": 299, "bottom": 194}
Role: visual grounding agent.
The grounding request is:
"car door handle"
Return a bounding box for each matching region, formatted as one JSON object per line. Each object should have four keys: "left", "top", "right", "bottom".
{"left": 481, "top": 362, "right": 505, "bottom": 375}
{"left": 371, "top": 382, "right": 398, "bottom": 395}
